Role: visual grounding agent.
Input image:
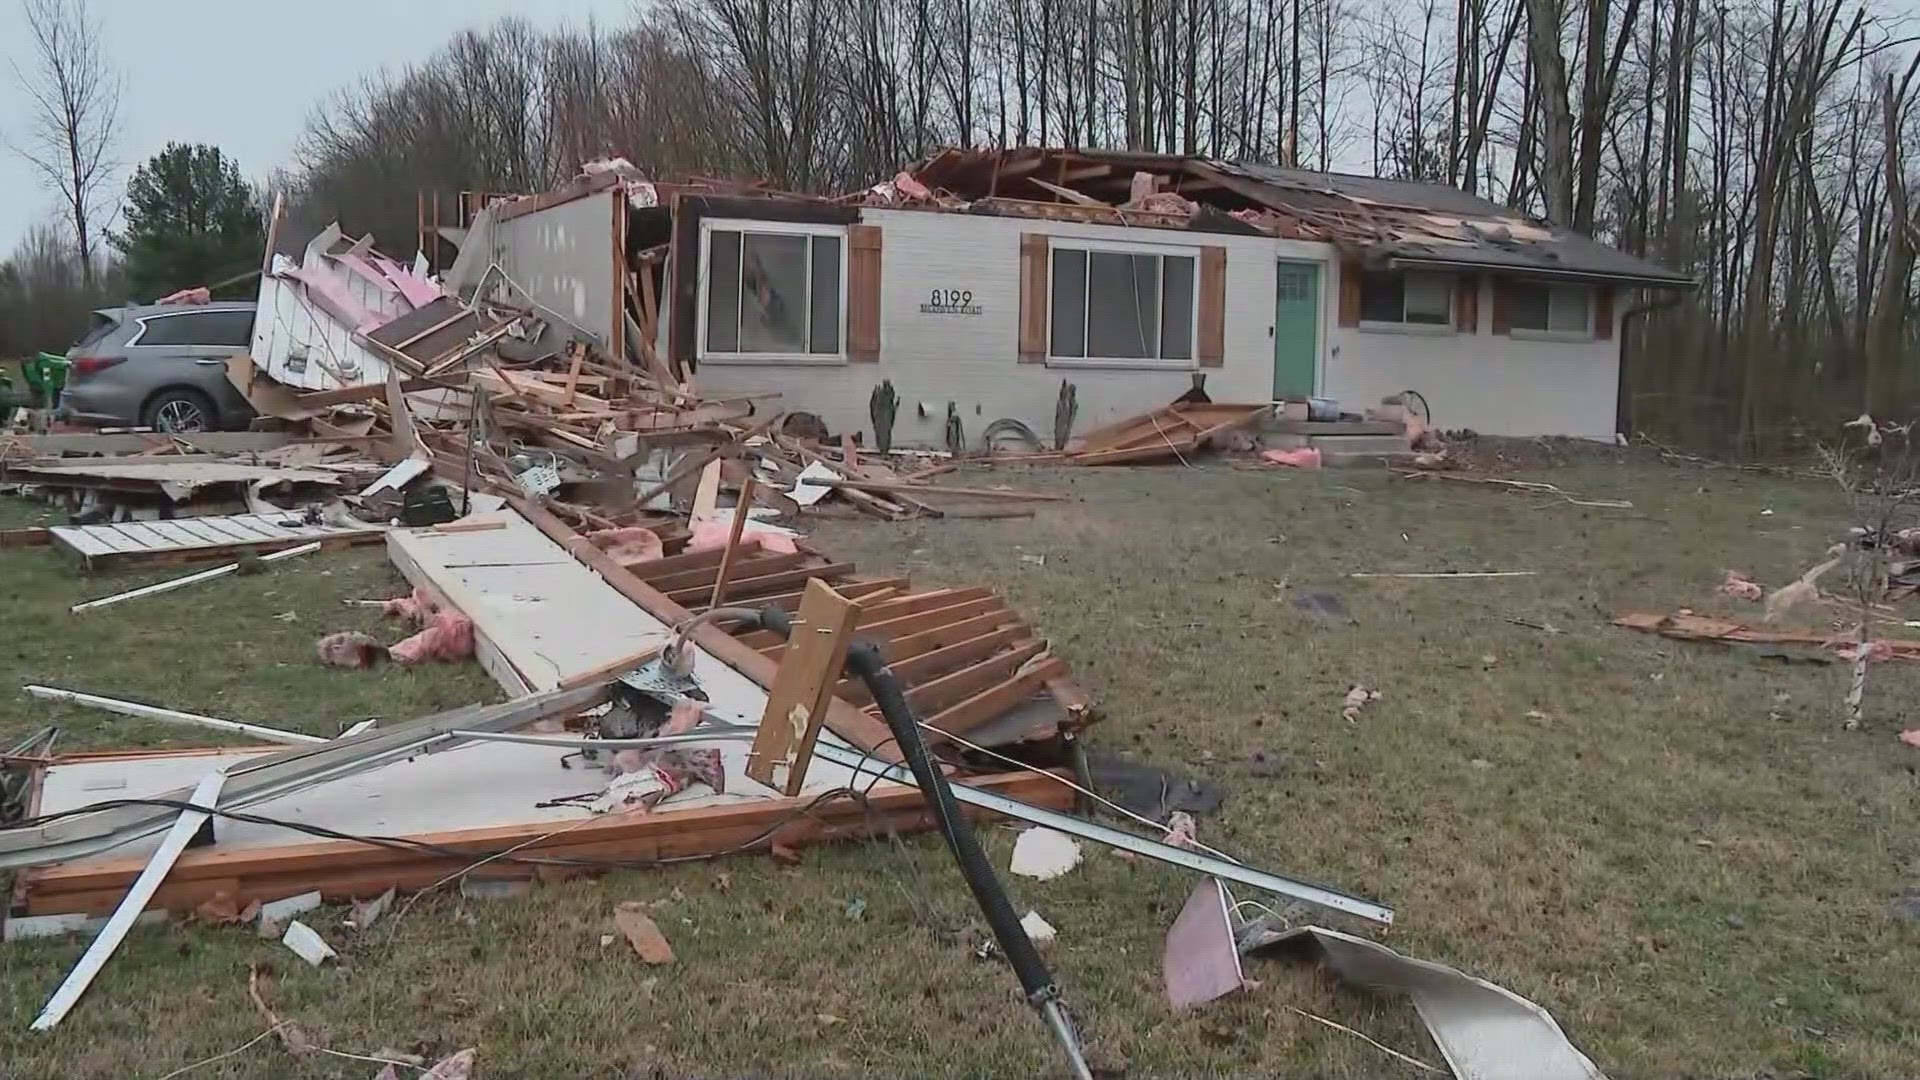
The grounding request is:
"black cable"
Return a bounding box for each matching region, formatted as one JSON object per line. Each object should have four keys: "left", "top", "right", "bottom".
{"left": 8, "top": 788, "right": 876, "bottom": 870}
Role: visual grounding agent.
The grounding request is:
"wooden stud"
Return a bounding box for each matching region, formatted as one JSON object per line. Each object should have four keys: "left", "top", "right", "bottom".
{"left": 746, "top": 579, "right": 861, "bottom": 794}
{"left": 706, "top": 474, "right": 758, "bottom": 610}
{"left": 669, "top": 561, "right": 856, "bottom": 606}
{"left": 691, "top": 460, "right": 723, "bottom": 520}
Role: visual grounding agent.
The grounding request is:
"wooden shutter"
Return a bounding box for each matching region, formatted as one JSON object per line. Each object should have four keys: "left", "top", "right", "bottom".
{"left": 1337, "top": 259, "right": 1363, "bottom": 327}
{"left": 847, "top": 224, "right": 882, "bottom": 361}
{"left": 1489, "top": 276, "right": 1512, "bottom": 335}
{"left": 1594, "top": 285, "right": 1616, "bottom": 340}
{"left": 1453, "top": 275, "right": 1479, "bottom": 333}
{"left": 1019, "top": 233, "right": 1049, "bottom": 362}
{"left": 1197, "top": 246, "right": 1227, "bottom": 368}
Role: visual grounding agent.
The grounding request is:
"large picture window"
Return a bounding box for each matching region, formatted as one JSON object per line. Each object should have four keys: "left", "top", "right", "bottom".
{"left": 702, "top": 224, "right": 844, "bottom": 358}
{"left": 1508, "top": 283, "right": 1592, "bottom": 336}
{"left": 1049, "top": 245, "right": 1196, "bottom": 362}
{"left": 1359, "top": 270, "right": 1452, "bottom": 327}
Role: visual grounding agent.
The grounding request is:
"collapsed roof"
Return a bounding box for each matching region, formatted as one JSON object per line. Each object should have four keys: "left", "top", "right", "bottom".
{"left": 882, "top": 147, "right": 1693, "bottom": 289}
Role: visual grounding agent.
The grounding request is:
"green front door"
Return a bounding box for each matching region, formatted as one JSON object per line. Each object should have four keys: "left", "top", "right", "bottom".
{"left": 1273, "top": 260, "right": 1321, "bottom": 398}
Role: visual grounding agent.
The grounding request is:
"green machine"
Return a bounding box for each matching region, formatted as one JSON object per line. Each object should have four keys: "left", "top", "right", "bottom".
{"left": 1, "top": 353, "right": 69, "bottom": 427}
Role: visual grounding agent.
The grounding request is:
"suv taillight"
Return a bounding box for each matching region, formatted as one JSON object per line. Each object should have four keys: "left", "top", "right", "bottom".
{"left": 68, "top": 356, "right": 125, "bottom": 379}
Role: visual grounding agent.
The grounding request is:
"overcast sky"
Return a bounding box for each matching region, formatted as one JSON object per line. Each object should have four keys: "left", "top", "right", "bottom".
{"left": 0, "top": 0, "right": 630, "bottom": 256}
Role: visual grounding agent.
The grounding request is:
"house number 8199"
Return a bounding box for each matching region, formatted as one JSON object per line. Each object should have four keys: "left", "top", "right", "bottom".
{"left": 920, "top": 288, "right": 982, "bottom": 315}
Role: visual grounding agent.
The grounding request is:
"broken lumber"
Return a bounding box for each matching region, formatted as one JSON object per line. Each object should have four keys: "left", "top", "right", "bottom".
{"left": 812, "top": 478, "right": 1067, "bottom": 502}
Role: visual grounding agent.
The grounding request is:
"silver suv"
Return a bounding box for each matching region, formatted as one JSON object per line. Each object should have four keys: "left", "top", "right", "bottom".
{"left": 59, "top": 302, "right": 257, "bottom": 432}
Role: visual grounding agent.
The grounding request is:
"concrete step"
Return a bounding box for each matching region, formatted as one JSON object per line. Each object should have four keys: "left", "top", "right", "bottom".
{"left": 1306, "top": 434, "right": 1411, "bottom": 454}
{"left": 1320, "top": 449, "right": 1419, "bottom": 468}
{"left": 1265, "top": 418, "right": 1403, "bottom": 436}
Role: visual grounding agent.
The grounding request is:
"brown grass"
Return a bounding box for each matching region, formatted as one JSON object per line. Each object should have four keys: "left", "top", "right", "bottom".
{"left": 0, "top": 452, "right": 1916, "bottom": 1078}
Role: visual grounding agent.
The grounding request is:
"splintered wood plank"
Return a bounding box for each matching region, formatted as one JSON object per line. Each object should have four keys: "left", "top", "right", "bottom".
{"left": 880, "top": 611, "right": 1027, "bottom": 664}
{"left": 917, "top": 655, "right": 1070, "bottom": 742}
{"left": 761, "top": 594, "right": 1011, "bottom": 660}
{"left": 736, "top": 588, "right": 991, "bottom": 651}
{"left": 705, "top": 577, "right": 907, "bottom": 618}
{"left": 627, "top": 546, "right": 731, "bottom": 579}
{"left": 834, "top": 626, "right": 1032, "bottom": 706}
{"left": 903, "top": 642, "right": 1048, "bottom": 715}
{"left": 746, "top": 580, "right": 860, "bottom": 795}
{"left": 644, "top": 550, "right": 808, "bottom": 594}
{"left": 664, "top": 562, "right": 856, "bottom": 606}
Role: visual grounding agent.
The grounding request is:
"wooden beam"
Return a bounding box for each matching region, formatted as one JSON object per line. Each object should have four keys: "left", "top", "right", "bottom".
{"left": 904, "top": 642, "right": 1047, "bottom": 716}
{"left": 21, "top": 770, "right": 1070, "bottom": 915}
{"left": 666, "top": 562, "right": 856, "bottom": 606}
{"left": 813, "top": 478, "right": 1068, "bottom": 502}
{"left": 746, "top": 580, "right": 860, "bottom": 794}
{"left": 919, "top": 656, "right": 1069, "bottom": 742}
{"left": 763, "top": 595, "right": 1008, "bottom": 660}
{"left": 508, "top": 496, "right": 897, "bottom": 757}
{"left": 706, "top": 474, "right": 758, "bottom": 610}
{"left": 881, "top": 611, "right": 1027, "bottom": 664}
{"left": 835, "top": 625, "right": 1031, "bottom": 705}
{"left": 644, "top": 550, "right": 809, "bottom": 594}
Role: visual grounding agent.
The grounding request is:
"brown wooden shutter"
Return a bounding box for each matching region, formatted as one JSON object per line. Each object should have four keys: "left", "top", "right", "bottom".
{"left": 1337, "top": 259, "right": 1363, "bottom": 327}
{"left": 1489, "top": 276, "right": 1512, "bottom": 335}
{"left": 847, "top": 224, "right": 882, "bottom": 361}
{"left": 1453, "top": 275, "right": 1479, "bottom": 333}
{"left": 1197, "top": 246, "right": 1227, "bottom": 367}
{"left": 1594, "top": 285, "right": 1615, "bottom": 340}
{"left": 1018, "top": 233, "right": 1048, "bottom": 362}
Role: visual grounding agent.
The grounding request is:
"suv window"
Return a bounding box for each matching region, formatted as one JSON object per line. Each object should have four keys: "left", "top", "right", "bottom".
{"left": 73, "top": 312, "right": 122, "bottom": 350}
{"left": 135, "top": 310, "right": 253, "bottom": 347}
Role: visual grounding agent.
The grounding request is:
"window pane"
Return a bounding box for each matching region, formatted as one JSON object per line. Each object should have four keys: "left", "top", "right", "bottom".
{"left": 1359, "top": 271, "right": 1403, "bottom": 323}
{"left": 1404, "top": 274, "right": 1452, "bottom": 325}
{"left": 138, "top": 313, "right": 227, "bottom": 346}
{"left": 1508, "top": 283, "right": 1550, "bottom": 331}
{"left": 1160, "top": 255, "right": 1195, "bottom": 360}
{"left": 1086, "top": 252, "right": 1158, "bottom": 359}
{"left": 1548, "top": 286, "right": 1590, "bottom": 333}
{"left": 1050, "top": 248, "right": 1087, "bottom": 357}
{"left": 706, "top": 230, "right": 741, "bottom": 352}
{"left": 204, "top": 310, "right": 255, "bottom": 346}
{"left": 809, "top": 235, "right": 841, "bottom": 353}
{"left": 739, "top": 232, "right": 809, "bottom": 353}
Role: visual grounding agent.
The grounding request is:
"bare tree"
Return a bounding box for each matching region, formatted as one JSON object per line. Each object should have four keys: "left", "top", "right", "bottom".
{"left": 9, "top": 0, "right": 121, "bottom": 284}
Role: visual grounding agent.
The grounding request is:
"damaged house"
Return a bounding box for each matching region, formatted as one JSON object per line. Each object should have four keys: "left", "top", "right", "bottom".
{"left": 444, "top": 148, "right": 1691, "bottom": 445}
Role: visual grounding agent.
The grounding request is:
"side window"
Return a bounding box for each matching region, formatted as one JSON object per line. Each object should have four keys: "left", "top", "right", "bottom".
{"left": 135, "top": 310, "right": 252, "bottom": 347}
{"left": 1509, "top": 284, "right": 1591, "bottom": 335}
{"left": 1048, "top": 246, "right": 1196, "bottom": 362}
{"left": 202, "top": 309, "right": 255, "bottom": 346}
{"left": 703, "top": 228, "right": 845, "bottom": 357}
{"left": 1360, "top": 271, "right": 1452, "bottom": 326}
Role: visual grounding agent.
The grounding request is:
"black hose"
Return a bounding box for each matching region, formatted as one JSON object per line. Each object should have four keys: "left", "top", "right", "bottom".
{"left": 843, "top": 641, "right": 1059, "bottom": 1004}
{"left": 741, "top": 606, "right": 1087, "bottom": 1075}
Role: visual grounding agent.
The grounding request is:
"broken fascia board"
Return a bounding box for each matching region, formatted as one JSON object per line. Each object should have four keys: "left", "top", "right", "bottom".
{"left": 1255, "top": 925, "right": 1608, "bottom": 1080}
{"left": 0, "top": 682, "right": 613, "bottom": 870}
{"left": 23, "top": 685, "right": 326, "bottom": 745}
{"left": 362, "top": 451, "right": 432, "bottom": 497}
{"left": 30, "top": 769, "right": 226, "bottom": 1031}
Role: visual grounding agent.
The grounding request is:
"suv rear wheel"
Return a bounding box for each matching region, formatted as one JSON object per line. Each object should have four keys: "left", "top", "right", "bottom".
{"left": 142, "top": 388, "right": 217, "bottom": 433}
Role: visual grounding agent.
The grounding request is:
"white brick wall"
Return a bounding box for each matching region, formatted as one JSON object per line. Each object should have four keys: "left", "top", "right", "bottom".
{"left": 685, "top": 206, "right": 1625, "bottom": 445}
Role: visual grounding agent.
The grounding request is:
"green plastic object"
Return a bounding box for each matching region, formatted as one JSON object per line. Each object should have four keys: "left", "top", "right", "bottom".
{"left": 23, "top": 353, "right": 68, "bottom": 407}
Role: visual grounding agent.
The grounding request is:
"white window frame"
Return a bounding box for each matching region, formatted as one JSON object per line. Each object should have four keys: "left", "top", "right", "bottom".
{"left": 1046, "top": 237, "right": 1202, "bottom": 370}
{"left": 1507, "top": 282, "right": 1596, "bottom": 342}
{"left": 1356, "top": 270, "right": 1456, "bottom": 337}
{"left": 697, "top": 218, "right": 849, "bottom": 365}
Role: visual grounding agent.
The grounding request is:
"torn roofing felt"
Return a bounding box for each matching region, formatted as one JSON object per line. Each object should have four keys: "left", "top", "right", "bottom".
{"left": 894, "top": 146, "right": 1693, "bottom": 289}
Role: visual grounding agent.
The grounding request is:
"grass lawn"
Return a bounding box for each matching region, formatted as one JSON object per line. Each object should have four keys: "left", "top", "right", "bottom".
{"left": 0, "top": 448, "right": 1917, "bottom": 1078}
